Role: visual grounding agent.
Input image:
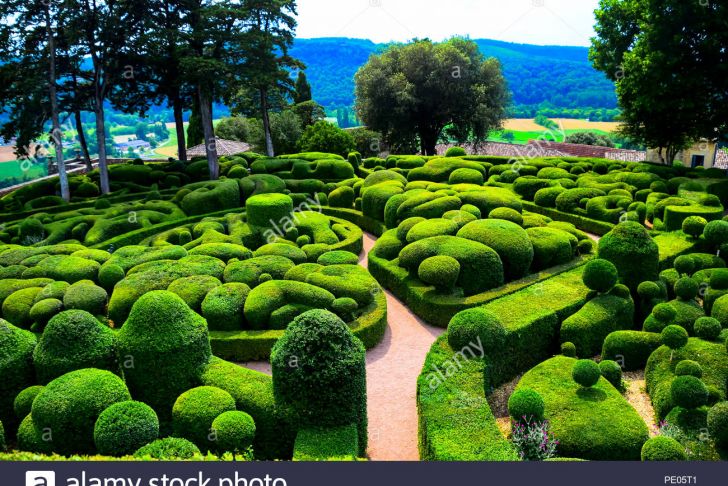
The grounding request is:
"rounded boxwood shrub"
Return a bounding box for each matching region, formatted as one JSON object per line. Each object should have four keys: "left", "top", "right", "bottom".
{"left": 507, "top": 388, "right": 545, "bottom": 423}
{"left": 271, "top": 309, "right": 367, "bottom": 454}
{"left": 445, "top": 146, "right": 467, "bottom": 157}
{"left": 703, "top": 219, "right": 728, "bottom": 248}
{"left": 210, "top": 410, "right": 256, "bottom": 455}
{"left": 644, "top": 303, "right": 677, "bottom": 333}
{"left": 33, "top": 310, "right": 119, "bottom": 384}
{"left": 707, "top": 402, "right": 728, "bottom": 447}
{"left": 460, "top": 204, "right": 481, "bottom": 218}
{"left": 561, "top": 341, "right": 577, "bottom": 357}
{"left": 134, "top": 437, "right": 200, "bottom": 459}
{"left": 682, "top": 216, "right": 708, "bottom": 239}
{"left": 525, "top": 226, "right": 574, "bottom": 272}
{"left": 418, "top": 255, "right": 460, "bottom": 291}
{"left": 94, "top": 401, "right": 159, "bottom": 457}
{"left": 17, "top": 414, "right": 53, "bottom": 454}
{"left": 638, "top": 281, "right": 663, "bottom": 301}
{"left": 674, "top": 360, "right": 703, "bottom": 378}
{"left": 449, "top": 168, "right": 483, "bottom": 185}
{"left": 572, "top": 359, "right": 601, "bottom": 388}
{"left": 118, "top": 291, "right": 211, "bottom": 422}
{"left": 317, "top": 251, "right": 359, "bottom": 266}
{"left": 29, "top": 298, "right": 63, "bottom": 329}
{"left": 674, "top": 277, "right": 699, "bottom": 300}
{"left": 201, "top": 283, "right": 250, "bottom": 331}
{"left": 447, "top": 307, "right": 506, "bottom": 355}
{"left": 63, "top": 281, "right": 108, "bottom": 315}
{"left": 673, "top": 255, "right": 696, "bottom": 277}
{"left": 661, "top": 325, "right": 688, "bottom": 352}
{"left": 172, "top": 386, "right": 236, "bottom": 450}
{"left": 488, "top": 207, "right": 523, "bottom": 226}
{"left": 582, "top": 258, "right": 619, "bottom": 293}
{"left": 98, "top": 264, "right": 125, "bottom": 291}
{"left": 599, "top": 360, "right": 623, "bottom": 389}
{"left": 458, "top": 219, "right": 534, "bottom": 280}
{"left": 0, "top": 319, "right": 36, "bottom": 433}
{"left": 2, "top": 286, "right": 43, "bottom": 328}
{"left": 598, "top": 222, "right": 659, "bottom": 291}
{"left": 331, "top": 297, "right": 358, "bottom": 321}
{"left": 31, "top": 368, "right": 131, "bottom": 454}
{"left": 694, "top": 317, "right": 721, "bottom": 341}
{"left": 13, "top": 385, "right": 44, "bottom": 420}
{"left": 329, "top": 186, "right": 356, "bottom": 208}
{"left": 577, "top": 239, "right": 594, "bottom": 255}
{"left": 167, "top": 275, "right": 221, "bottom": 312}
{"left": 670, "top": 375, "right": 708, "bottom": 409}
{"left": 641, "top": 436, "right": 687, "bottom": 461}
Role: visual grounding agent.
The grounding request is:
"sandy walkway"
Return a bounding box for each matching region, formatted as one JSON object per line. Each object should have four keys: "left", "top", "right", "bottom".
{"left": 623, "top": 370, "right": 659, "bottom": 436}
{"left": 237, "top": 232, "right": 444, "bottom": 460}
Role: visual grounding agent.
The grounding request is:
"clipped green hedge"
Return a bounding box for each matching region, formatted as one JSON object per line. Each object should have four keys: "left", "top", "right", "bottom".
{"left": 292, "top": 425, "right": 360, "bottom": 461}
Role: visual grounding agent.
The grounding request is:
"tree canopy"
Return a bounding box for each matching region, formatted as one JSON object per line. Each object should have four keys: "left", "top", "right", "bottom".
{"left": 354, "top": 38, "right": 509, "bottom": 155}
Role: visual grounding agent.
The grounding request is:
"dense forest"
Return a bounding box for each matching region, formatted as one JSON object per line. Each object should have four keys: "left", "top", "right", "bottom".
{"left": 290, "top": 37, "right": 619, "bottom": 121}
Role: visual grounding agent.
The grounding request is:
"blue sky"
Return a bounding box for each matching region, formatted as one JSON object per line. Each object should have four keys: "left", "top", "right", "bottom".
{"left": 296, "top": 0, "right": 601, "bottom": 47}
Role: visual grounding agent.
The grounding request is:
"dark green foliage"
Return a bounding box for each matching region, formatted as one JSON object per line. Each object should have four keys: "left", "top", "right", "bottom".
{"left": 398, "top": 236, "right": 504, "bottom": 296}
{"left": 271, "top": 310, "right": 367, "bottom": 455}
{"left": 33, "top": 310, "right": 119, "bottom": 384}
{"left": 641, "top": 436, "right": 687, "bottom": 461}
{"left": 572, "top": 359, "right": 601, "bottom": 388}
{"left": 298, "top": 121, "right": 354, "bottom": 157}
{"left": 172, "top": 386, "right": 236, "bottom": 451}
{"left": 98, "top": 264, "right": 125, "bottom": 291}
{"left": 458, "top": 219, "right": 534, "bottom": 280}
{"left": 181, "top": 180, "right": 241, "bottom": 216}
{"left": 29, "top": 299, "right": 63, "bottom": 329}
{"left": 703, "top": 220, "right": 728, "bottom": 248}
{"left": 673, "top": 255, "right": 696, "bottom": 276}
{"left": 0, "top": 319, "right": 37, "bottom": 434}
{"left": 707, "top": 402, "right": 728, "bottom": 447}
{"left": 582, "top": 258, "right": 618, "bottom": 293}
{"left": 561, "top": 342, "right": 577, "bottom": 357}
{"left": 224, "top": 256, "right": 296, "bottom": 287}
{"left": 246, "top": 193, "right": 294, "bottom": 229}
{"left": 167, "top": 275, "right": 221, "bottom": 312}
{"left": 17, "top": 414, "right": 52, "bottom": 454}
{"left": 331, "top": 297, "right": 358, "bottom": 321}
{"left": 31, "top": 369, "right": 131, "bottom": 454}
{"left": 508, "top": 388, "right": 545, "bottom": 423}
{"left": 670, "top": 376, "right": 708, "bottom": 409}
{"left": 694, "top": 317, "right": 721, "bottom": 341}
{"left": 598, "top": 222, "right": 659, "bottom": 291}
{"left": 602, "top": 331, "right": 663, "bottom": 371}
{"left": 134, "top": 438, "right": 200, "bottom": 459}
{"left": 211, "top": 411, "right": 256, "bottom": 455}
{"left": 674, "top": 277, "right": 699, "bottom": 300}
{"left": 682, "top": 216, "right": 707, "bottom": 239}
{"left": 201, "top": 283, "right": 250, "bottom": 331}
{"left": 418, "top": 255, "right": 460, "bottom": 291}
{"left": 18, "top": 218, "right": 45, "bottom": 244}
{"left": 94, "top": 401, "right": 159, "bottom": 457}
{"left": 662, "top": 325, "right": 688, "bottom": 351}
{"left": 118, "top": 291, "right": 211, "bottom": 421}
{"left": 599, "top": 360, "right": 623, "bottom": 389}
{"left": 675, "top": 360, "right": 703, "bottom": 378}
{"left": 447, "top": 307, "right": 506, "bottom": 354}
{"left": 244, "top": 280, "right": 335, "bottom": 330}
{"left": 643, "top": 303, "right": 677, "bottom": 333}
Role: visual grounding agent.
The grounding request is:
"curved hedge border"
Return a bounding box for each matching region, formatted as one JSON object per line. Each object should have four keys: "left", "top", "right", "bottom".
{"left": 369, "top": 230, "right": 590, "bottom": 327}
{"left": 520, "top": 200, "right": 616, "bottom": 236}
{"left": 209, "top": 290, "right": 387, "bottom": 361}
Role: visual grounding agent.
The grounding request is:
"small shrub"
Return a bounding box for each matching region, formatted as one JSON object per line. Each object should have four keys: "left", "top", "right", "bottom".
{"left": 172, "top": 386, "right": 236, "bottom": 451}
{"left": 707, "top": 402, "right": 728, "bottom": 447}
{"left": 572, "top": 359, "right": 601, "bottom": 388}
{"left": 447, "top": 307, "right": 506, "bottom": 355}
{"left": 511, "top": 418, "right": 558, "bottom": 461}
{"left": 670, "top": 376, "right": 708, "bottom": 410}
{"left": 13, "top": 385, "right": 44, "bottom": 419}
{"left": 693, "top": 317, "right": 721, "bottom": 341}
{"left": 508, "top": 388, "right": 545, "bottom": 423}
{"left": 418, "top": 255, "right": 460, "bottom": 291}
{"left": 94, "top": 401, "right": 159, "bottom": 457}
{"left": 682, "top": 216, "right": 707, "bottom": 239}
{"left": 674, "top": 277, "right": 699, "bottom": 300}
{"left": 445, "top": 146, "right": 467, "bottom": 157}
{"left": 133, "top": 437, "right": 200, "bottom": 459}
{"left": 210, "top": 410, "right": 256, "bottom": 456}
{"left": 641, "top": 436, "right": 687, "bottom": 461}
{"left": 674, "top": 360, "right": 703, "bottom": 378}
{"left": 582, "top": 258, "right": 619, "bottom": 293}
{"left": 599, "top": 360, "right": 623, "bottom": 390}
{"left": 560, "top": 341, "right": 577, "bottom": 358}
{"left": 703, "top": 219, "right": 728, "bottom": 248}
{"left": 661, "top": 325, "right": 688, "bottom": 356}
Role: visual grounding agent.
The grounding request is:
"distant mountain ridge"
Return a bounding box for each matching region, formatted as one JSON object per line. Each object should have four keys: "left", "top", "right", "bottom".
{"left": 290, "top": 37, "right": 617, "bottom": 113}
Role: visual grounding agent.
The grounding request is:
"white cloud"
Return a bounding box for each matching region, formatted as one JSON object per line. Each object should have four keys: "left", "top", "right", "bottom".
{"left": 295, "top": 0, "right": 600, "bottom": 46}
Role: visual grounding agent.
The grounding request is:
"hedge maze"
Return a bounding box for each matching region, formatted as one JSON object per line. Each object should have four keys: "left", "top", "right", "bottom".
{"left": 1, "top": 149, "right": 728, "bottom": 461}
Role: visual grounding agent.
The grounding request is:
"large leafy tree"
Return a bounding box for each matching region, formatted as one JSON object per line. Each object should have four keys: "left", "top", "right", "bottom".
{"left": 0, "top": 0, "right": 71, "bottom": 200}
{"left": 591, "top": 0, "right": 728, "bottom": 163}
{"left": 355, "top": 38, "right": 509, "bottom": 155}
{"left": 232, "top": 0, "right": 301, "bottom": 157}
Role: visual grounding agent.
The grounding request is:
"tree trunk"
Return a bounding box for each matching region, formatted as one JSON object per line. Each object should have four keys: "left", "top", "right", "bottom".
{"left": 173, "top": 94, "right": 187, "bottom": 162}
{"left": 74, "top": 109, "right": 92, "bottom": 171}
{"left": 260, "top": 88, "right": 274, "bottom": 157}
{"left": 419, "top": 129, "right": 438, "bottom": 156}
{"left": 95, "top": 100, "right": 110, "bottom": 194}
{"left": 198, "top": 86, "right": 218, "bottom": 180}
{"left": 45, "top": 7, "right": 69, "bottom": 202}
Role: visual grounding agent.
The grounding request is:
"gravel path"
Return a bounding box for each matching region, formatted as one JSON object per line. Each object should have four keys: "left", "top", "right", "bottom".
{"left": 623, "top": 370, "right": 659, "bottom": 436}
{"left": 238, "top": 232, "right": 444, "bottom": 460}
